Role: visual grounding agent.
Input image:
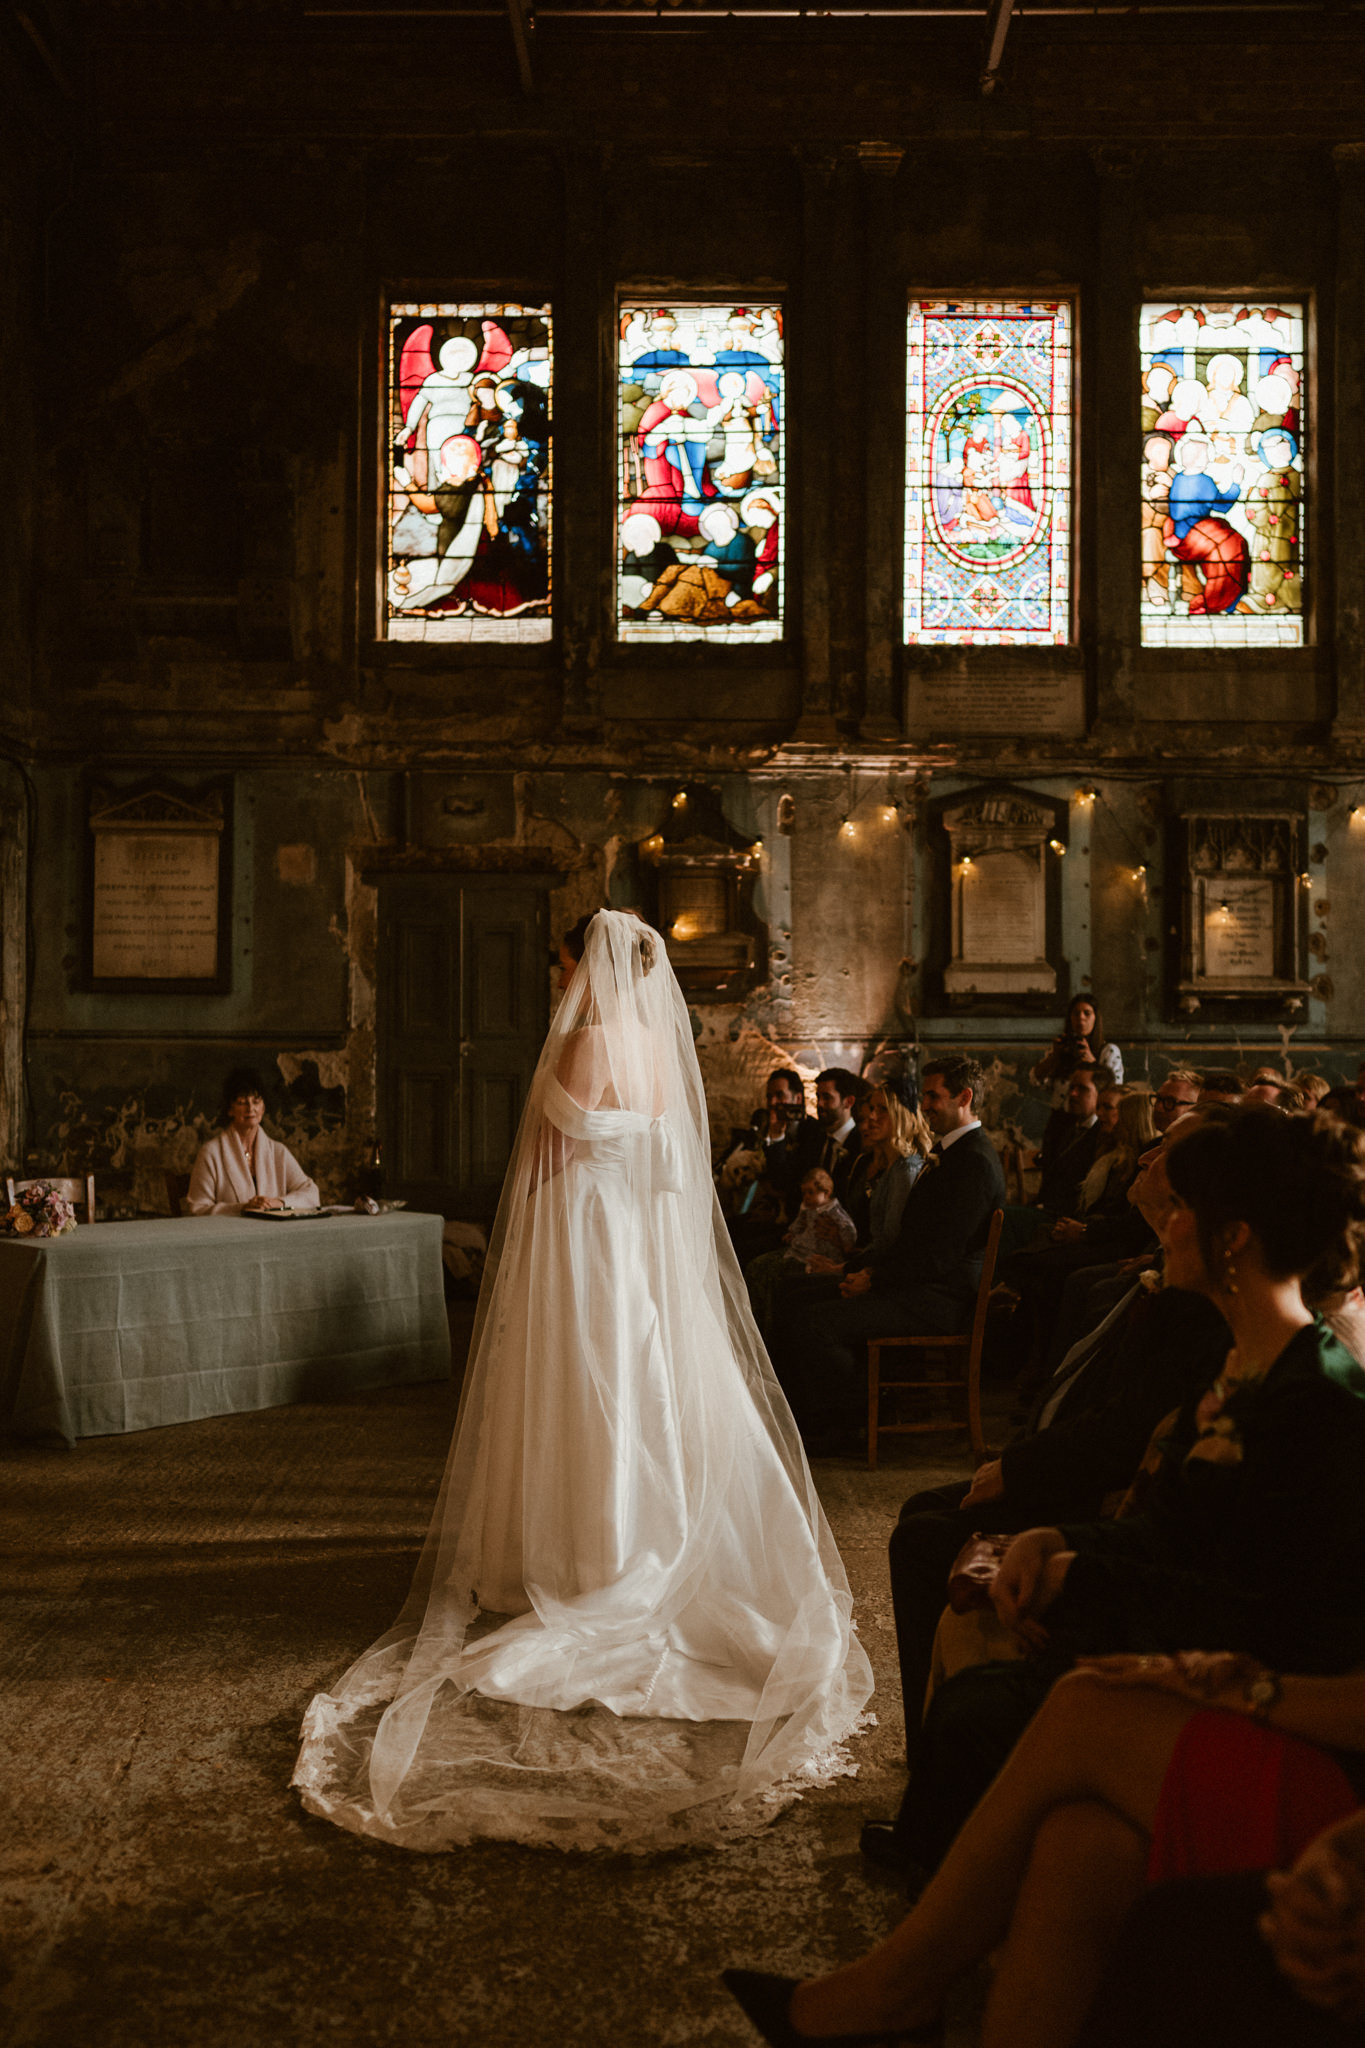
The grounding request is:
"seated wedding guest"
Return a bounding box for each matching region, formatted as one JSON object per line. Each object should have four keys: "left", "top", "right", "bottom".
{"left": 725, "top": 1655, "right": 1365, "bottom": 2048}
{"left": 769, "top": 1056, "right": 1005, "bottom": 1452}
{"left": 1031, "top": 1080, "right": 1203, "bottom": 1364}
{"left": 1199, "top": 1068, "right": 1244, "bottom": 1105}
{"left": 839, "top": 1086, "right": 932, "bottom": 1271}
{"left": 887, "top": 1107, "right": 1365, "bottom": 1876}
{"left": 812, "top": 1066, "right": 869, "bottom": 1202}
{"left": 1152, "top": 1066, "right": 1202, "bottom": 1133}
{"left": 783, "top": 1168, "right": 856, "bottom": 1269}
{"left": 184, "top": 1067, "right": 320, "bottom": 1215}
{"left": 1043, "top": 1086, "right": 1156, "bottom": 1255}
{"left": 745, "top": 1085, "right": 926, "bottom": 1339}
{"left": 995, "top": 1062, "right": 1112, "bottom": 1282}
{"left": 864, "top": 1126, "right": 1229, "bottom": 1812}
{"left": 722, "top": 1068, "right": 815, "bottom": 1263}
{"left": 1029, "top": 994, "right": 1124, "bottom": 1107}
{"left": 1033, "top": 1062, "right": 1109, "bottom": 1217}
{"left": 1076, "top": 1655, "right": 1365, "bottom": 2048}
{"left": 1321, "top": 1067, "right": 1365, "bottom": 1129}
{"left": 1245, "top": 1065, "right": 1293, "bottom": 1106}
{"left": 1294, "top": 1072, "right": 1332, "bottom": 1111}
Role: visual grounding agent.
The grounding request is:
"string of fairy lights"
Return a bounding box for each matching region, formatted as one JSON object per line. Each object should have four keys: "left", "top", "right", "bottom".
{"left": 642, "top": 779, "right": 1355, "bottom": 902}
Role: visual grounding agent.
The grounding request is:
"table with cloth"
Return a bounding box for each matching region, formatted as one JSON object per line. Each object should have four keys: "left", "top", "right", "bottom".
{"left": 0, "top": 1212, "right": 450, "bottom": 1446}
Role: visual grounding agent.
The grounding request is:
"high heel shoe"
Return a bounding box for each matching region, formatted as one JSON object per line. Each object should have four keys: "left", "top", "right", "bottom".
{"left": 721, "top": 1969, "right": 943, "bottom": 2048}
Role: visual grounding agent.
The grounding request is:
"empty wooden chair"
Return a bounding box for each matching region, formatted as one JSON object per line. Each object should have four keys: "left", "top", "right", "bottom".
{"left": 163, "top": 1171, "right": 192, "bottom": 1216}
{"left": 866, "top": 1207, "right": 1004, "bottom": 1469}
{"left": 5, "top": 1174, "right": 98, "bottom": 1227}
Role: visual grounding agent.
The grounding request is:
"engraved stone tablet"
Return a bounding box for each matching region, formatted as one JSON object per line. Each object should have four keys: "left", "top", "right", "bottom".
{"left": 907, "top": 669, "right": 1084, "bottom": 738}
{"left": 1203, "top": 878, "right": 1276, "bottom": 981}
{"left": 943, "top": 792, "right": 1057, "bottom": 995}
{"left": 89, "top": 787, "right": 226, "bottom": 986}
{"left": 961, "top": 850, "right": 1043, "bottom": 965}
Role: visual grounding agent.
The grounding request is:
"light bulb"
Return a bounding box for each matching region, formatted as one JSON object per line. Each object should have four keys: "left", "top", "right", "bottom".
{"left": 1049, "top": 838, "right": 1065, "bottom": 855}
{"left": 672, "top": 791, "right": 687, "bottom": 810}
{"left": 841, "top": 819, "right": 856, "bottom": 839}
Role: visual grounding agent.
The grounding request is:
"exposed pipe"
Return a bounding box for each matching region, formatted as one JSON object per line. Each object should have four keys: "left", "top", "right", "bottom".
{"left": 979, "top": 0, "right": 1013, "bottom": 89}
{"left": 505, "top": 0, "right": 536, "bottom": 89}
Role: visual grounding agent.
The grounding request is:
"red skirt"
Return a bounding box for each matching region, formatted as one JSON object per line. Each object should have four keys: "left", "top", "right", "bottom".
{"left": 1148, "top": 1708, "right": 1359, "bottom": 1882}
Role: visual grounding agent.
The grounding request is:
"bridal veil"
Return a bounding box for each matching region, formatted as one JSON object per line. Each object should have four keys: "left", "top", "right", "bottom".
{"left": 294, "top": 909, "right": 873, "bottom": 1852}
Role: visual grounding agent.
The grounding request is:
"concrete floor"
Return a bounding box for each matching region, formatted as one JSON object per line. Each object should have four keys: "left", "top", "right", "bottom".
{"left": 0, "top": 1329, "right": 989, "bottom": 2048}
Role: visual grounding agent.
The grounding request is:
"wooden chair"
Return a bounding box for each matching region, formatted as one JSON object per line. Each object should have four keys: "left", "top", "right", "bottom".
{"left": 866, "top": 1207, "right": 1005, "bottom": 1469}
{"left": 163, "top": 1170, "right": 192, "bottom": 1216}
{"left": 5, "top": 1174, "right": 97, "bottom": 1227}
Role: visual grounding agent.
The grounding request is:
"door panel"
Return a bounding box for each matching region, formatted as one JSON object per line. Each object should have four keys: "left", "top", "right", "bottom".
{"left": 395, "top": 921, "right": 452, "bottom": 1036}
{"left": 378, "top": 875, "right": 548, "bottom": 1220}
{"left": 396, "top": 1071, "right": 449, "bottom": 1184}
{"left": 461, "top": 890, "right": 547, "bottom": 1206}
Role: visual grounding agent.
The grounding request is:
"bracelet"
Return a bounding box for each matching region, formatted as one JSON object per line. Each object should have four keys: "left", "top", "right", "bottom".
{"left": 1244, "top": 1668, "right": 1282, "bottom": 1722}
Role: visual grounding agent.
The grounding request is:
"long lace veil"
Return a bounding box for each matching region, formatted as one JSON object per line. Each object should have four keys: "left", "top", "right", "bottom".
{"left": 294, "top": 909, "right": 872, "bottom": 1851}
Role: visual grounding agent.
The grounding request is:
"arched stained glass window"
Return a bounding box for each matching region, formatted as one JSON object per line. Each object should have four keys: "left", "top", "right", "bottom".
{"left": 1140, "top": 300, "right": 1304, "bottom": 647}
{"left": 617, "top": 301, "right": 784, "bottom": 643}
{"left": 904, "top": 298, "right": 1074, "bottom": 646}
{"left": 384, "top": 300, "right": 552, "bottom": 643}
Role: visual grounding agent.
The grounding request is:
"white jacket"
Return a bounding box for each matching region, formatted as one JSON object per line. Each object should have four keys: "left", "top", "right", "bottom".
{"left": 184, "top": 1129, "right": 321, "bottom": 1216}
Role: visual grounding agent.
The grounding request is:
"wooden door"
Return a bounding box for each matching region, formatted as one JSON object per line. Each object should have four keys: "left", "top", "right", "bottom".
{"left": 378, "top": 876, "right": 549, "bottom": 1219}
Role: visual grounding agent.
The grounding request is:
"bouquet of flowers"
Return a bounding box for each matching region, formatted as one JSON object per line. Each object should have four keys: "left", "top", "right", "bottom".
{"left": 2, "top": 1182, "right": 78, "bottom": 1238}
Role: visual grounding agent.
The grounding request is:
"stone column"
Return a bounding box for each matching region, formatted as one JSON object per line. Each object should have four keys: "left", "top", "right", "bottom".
{"left": 793, "top": 149, "right": 839, "bottom": 744}
{"left": 559, "top": 144, "right": 608, "bottom": 731}
{"left": 1333, "top": 144, "right": 1365, "bottom": 736}
{"left": 859, "top": 143, "right": 904, "bottom": 739}
{"left": 1090, "top": 147, "right": 1139, "bottom": 733}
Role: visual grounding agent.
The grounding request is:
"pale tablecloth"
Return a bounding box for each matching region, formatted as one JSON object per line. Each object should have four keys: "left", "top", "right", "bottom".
{"left": 0, "top": 1212, "right": 450, "bottom": 1446}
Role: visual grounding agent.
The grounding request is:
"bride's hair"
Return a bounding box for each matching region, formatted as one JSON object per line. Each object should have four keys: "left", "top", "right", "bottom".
{"left": 561, "top": 913, "right": 595, "bottom": 963}
{"left": 563, "top": 910, "right": 657, "bottom": 976}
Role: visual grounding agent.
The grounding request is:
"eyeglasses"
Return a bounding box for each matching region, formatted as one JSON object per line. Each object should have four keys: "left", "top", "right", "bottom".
{"left": 1154, "top": 1094, "right": 1192, "bottom": 1112}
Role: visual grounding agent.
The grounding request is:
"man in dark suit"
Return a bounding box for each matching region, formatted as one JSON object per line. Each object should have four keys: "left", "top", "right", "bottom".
{"left": 1034, "top": 1061, "right": 1105, "bottom": 1215}
{"left": 770, "top": 1055, "right": 1005, "bottom": 1450}
{"left": 811, "top": 1066, "right": 868, "bottom": 1204}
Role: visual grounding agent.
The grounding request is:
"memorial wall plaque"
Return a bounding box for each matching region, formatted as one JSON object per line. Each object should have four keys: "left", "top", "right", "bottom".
{"left": 961, "top": 851, "right": 1044, "bottom": 966}
{"left": 907, "top": 670, "right": 1085, "bottom": 739}
{"left": 943, "top": 792, "right": 1058, "bottom": 995}
{"left": 1174, "top": 809, "right": 1308, "bottom": 1010}
{"left": 1202, "top": 878, "right": 1276, "bottom": 981}
{"left": 87, "top": 786, "right": 229, "bottom": 991}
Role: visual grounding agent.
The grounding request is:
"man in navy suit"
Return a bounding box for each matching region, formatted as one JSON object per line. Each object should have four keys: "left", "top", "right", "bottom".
{"left": 771, "top": 1055, "right": 1005, "bottom": 1450}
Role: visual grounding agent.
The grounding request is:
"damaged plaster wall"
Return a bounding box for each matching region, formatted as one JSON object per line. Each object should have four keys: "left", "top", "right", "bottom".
{"left": 23, "top": 765, "right": 383, "bottom": 1207}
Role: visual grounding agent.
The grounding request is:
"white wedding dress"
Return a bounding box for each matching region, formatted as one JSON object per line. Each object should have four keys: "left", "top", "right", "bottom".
{"left": 293, "top": 911, "right": 873, "bottom": 1852}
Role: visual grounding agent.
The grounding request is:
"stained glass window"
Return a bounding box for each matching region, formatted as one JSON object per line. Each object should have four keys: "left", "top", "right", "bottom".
{"left": 904, "top": 299, "right": 1073, "bottom": 645}
{"left": 617, "top": 302, "right": 784, "bottom": 643}
{"left": 385, "top": 301, "right": 551, "bottom": 642}
{"left": 1140, "top": 301, "right": 1304, "bottom": 648}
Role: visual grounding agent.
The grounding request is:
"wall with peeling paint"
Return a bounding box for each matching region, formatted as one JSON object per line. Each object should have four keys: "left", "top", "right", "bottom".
{"left": 8, "top": 16, "right": 1365, "bottom": 1212}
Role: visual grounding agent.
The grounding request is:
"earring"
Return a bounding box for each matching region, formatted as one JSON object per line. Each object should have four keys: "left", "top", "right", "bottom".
{"left": 1224, "top": 1251, "right": 1239, "bottom": 1295}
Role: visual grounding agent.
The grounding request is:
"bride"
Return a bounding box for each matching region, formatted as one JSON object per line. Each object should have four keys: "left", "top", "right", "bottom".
{"left": 293, "top": 908, "right": 873, "bottom": 1852}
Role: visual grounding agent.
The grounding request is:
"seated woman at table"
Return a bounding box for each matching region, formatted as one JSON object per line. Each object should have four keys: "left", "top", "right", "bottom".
{"left": 184, "top": 1067, "right": 320, "bottom": 1215}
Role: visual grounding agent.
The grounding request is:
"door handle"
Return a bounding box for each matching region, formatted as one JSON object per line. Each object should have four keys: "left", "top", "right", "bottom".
{"left": 459, "top": 1040, "right": 476, "bottom": 1059}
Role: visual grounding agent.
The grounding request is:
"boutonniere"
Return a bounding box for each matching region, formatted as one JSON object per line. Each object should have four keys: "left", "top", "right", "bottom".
{"left": 1138, "top": 1266, "right": 1163, "bottom": 1294}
